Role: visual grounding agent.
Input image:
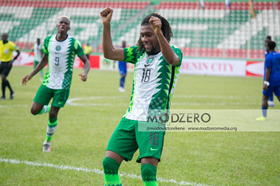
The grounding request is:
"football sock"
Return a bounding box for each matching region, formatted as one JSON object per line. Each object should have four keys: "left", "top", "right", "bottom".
{"left": 46, "top": 117, "right": 57, "bottom": 142}
{"left": 1, "top": 81, "right": 5, "bottom": 97}
{"left": 103, "top": 157, "right": 122, "bottom": 186}
{"left": 268, "top": 95, "right": 274, "bottom": 102}
{"left": 120, "top": 76, "right": 125, "bottom": 88}
{"left": 5, "top": 80, "right": 13, "bottom": 92}
{"left": 38, "top": 105, "right": 51, "bottom": 115}
{"left": 141, "top": 164, "right": 158, "bottom": 186}
{"left": 262, "top": 107, "right": 267, "bottom": 117}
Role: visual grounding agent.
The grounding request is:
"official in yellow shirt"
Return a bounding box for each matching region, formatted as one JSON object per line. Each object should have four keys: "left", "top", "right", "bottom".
{"left": 83, "top": 43, "right": 92, "bottom": 60}
{"left": 0, "top": 33, "right": 20, "bottom": 100}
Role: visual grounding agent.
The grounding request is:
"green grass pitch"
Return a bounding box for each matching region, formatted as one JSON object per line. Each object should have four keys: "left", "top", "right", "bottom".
{"left": 0, "top": 66, "right": 279, "bottom": 186}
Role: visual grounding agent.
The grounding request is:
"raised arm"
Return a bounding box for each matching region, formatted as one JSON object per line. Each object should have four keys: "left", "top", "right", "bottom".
{"left": 78, "top": 55, "right": 90, "bottom": 82}
{"left": 149, "top": 17, "right": 180, "bottom": 66}
{"left": 100, "top": 7, "right": 124, "bottom": 61}
{"left": 21, "top": 54, "right": 48, "bottom": 85}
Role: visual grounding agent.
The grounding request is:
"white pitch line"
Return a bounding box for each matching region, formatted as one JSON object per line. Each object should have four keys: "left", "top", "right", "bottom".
{"left": 0, "top": 158, "right": 210, "bottom": 186}
{"left": 0, "top": 104, "right": 29, "bottom": 108}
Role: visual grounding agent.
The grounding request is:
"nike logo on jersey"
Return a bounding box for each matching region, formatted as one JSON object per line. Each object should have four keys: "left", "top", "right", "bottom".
{"left": 150, "top": 148, "right": 158, "bottom": 151}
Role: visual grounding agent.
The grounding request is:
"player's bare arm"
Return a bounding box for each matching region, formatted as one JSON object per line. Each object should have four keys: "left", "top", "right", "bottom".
{"left": 29, "top": 49, "right": 34, "bottom": 56}
{"left": 100, "top": 7, "right": 124, "bottom": 61}
{"left": 264, "top": 67, "right": 271, "bottom": 91}
{"left": 9, "top": 49, "right": 20, "bottom": 67}
{"left": 78, "top": 54, "right": 90, "bottom": 82}
{"left": 149, "top": 17, "right": 180, "bottom": 66}
{"left": 21, "top": 54, "right": 48, "bottom": 85}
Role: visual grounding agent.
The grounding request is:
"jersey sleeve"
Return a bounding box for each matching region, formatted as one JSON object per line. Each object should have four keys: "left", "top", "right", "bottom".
{"left": 172, "top": 45, "right": 183, "bottom": 67}
{"left": 42, "top": 36, "right": 51, "bottom": 55}
{"left": 265, "top": 57, "right": 272, "bottom": 69}
{"left": 123, "top": 46, "right": 139, "bottom": 64}
{"left": 74, "top": 39, "right": 85, "bottom": 57}
{"left": 10, "top": 42, "right": 18, "bottom": 51}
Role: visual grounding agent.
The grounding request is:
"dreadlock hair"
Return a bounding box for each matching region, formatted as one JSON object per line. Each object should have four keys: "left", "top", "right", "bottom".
{"left": 137, "top": 13, "right": 173, "bottom": 51}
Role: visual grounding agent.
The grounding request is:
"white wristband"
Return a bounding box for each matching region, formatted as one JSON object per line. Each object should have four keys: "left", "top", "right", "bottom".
{"left": 264, "top": 81, "right": 270, "bottom": 86}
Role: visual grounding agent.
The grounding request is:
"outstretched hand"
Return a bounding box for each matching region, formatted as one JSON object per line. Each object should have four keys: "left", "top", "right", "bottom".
{"left": 21, "top": 74, "right": 33, "bottom": 86}
{"left": 149, "top": 16, "right": 162, "bottom": 35}
{"left": 78, "top": 73, "right": 87, "bottom": 82}
{"left": 100, "top": 7, "right": 113, "bottom": 24}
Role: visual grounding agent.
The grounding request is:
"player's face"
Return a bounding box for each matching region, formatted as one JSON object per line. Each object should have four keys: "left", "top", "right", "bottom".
{"left": 56, "top": 18, "right": 70, "bottom": 34}
{"left": 140, "top": 25, "right": 160, "bottom": 55}
{"left": 1, "top": 34, "right": 8, "bottom": 42}
{"left": 264, "top": 39, "right": 270, "bottom": 47}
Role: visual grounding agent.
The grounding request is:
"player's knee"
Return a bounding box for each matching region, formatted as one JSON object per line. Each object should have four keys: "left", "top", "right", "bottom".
{"left": 49, "top": 111, "right": 57, "bottom": 118}
{"left": 30, "top": 107, "right": 39, "bottom": 115}
{"left": 102, "top": 157, "right": 111, "bottom": 169}
{"left": 141, "top": 164, "right": 155, "bottom": 177}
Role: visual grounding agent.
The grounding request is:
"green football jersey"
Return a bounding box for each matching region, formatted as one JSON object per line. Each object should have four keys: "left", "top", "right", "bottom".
{"left": 123, "top": 45, "right": 183, "bottom": 121}
{"left": 42, "top": 35, "right": 84, "bottom": 90}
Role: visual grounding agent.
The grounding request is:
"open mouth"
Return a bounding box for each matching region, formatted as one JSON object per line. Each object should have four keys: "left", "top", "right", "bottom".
{"left": 144, "top": 44, "right": 152, "bottom": 51}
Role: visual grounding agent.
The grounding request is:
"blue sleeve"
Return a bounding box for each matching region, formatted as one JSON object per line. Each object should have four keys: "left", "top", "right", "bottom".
{"left": 265, "top": 57, "right": 272, "bottom": 69}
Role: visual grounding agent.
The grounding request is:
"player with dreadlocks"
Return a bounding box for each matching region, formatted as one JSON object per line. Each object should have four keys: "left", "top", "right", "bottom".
{"left": 100, "top": 8, "right": 183, "bottom": 185}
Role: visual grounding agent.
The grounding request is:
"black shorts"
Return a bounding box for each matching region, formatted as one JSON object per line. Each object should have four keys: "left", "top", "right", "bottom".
{"left": 0, "top": 62, "right": 12, "bottom": 77}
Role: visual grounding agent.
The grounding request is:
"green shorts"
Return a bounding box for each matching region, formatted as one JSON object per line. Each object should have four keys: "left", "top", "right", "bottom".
{"left": 107, "top": 117, "right": 165, "bottom": 163}
{"left": 33, "top": 85, "right": 70, "bottom": 107}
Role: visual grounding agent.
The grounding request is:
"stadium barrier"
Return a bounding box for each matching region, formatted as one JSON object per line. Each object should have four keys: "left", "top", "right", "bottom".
{"left": 13, "top": 52, "right": 263, "bottom": 77}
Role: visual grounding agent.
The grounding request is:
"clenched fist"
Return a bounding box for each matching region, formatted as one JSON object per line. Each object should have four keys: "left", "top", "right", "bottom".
{"left": 100, "top": 7, "right": 113, "bottom": 24}
{"left": 149, "top": 16, "right": 162, "bottom": 35}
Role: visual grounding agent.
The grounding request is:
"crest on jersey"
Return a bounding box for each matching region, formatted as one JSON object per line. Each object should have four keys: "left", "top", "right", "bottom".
{"left": 56, "top": 46, "right": 61, "bottom": 51}
{"left": 144, "top": 57, "right": 154, "bottom": 67}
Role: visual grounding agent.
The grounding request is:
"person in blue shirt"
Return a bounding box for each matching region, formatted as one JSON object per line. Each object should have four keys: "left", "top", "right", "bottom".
{"left": 256, "top": 41, "right": 280, "bottom": 121}
{"left": 114, "top": 41, "right": 127, "bottom": 92}
{"left": 264, "top": 36, "right": 274, "bottom": 107}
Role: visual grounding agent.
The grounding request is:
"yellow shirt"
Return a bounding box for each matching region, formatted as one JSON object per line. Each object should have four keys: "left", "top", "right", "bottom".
{"left": 0, "top": 41, "right": 18, "bottom": 62}
{"left": 83, "top": 45, "right": 92, "bottom": 55}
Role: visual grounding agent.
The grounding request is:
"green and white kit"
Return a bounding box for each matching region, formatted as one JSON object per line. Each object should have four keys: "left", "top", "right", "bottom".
{"left": 107, "top": 45, "right": 183, "bottom": 162}
{"left": 33, "top": 34, "right": 84, "bottom": 107}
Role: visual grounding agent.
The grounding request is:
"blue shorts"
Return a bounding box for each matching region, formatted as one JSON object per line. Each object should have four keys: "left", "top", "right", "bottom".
{"left": 119, "top": 68, "right": 127, "bottom": 76}
{"left": 263, "top": 84, "right": 280, "bottom": 97}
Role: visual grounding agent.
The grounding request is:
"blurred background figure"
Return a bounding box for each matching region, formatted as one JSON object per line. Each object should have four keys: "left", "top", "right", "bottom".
{"left": 83, "top": 43, "right": 92, "bottom": 60}
{"left": 0, "top": 33, "right": 20, "bottom": 100}
{"left": 115, "top": 41, "right": 127, "bottom": 92}
{"left": 29, "top": 38, "right": 44, "bottom": 82}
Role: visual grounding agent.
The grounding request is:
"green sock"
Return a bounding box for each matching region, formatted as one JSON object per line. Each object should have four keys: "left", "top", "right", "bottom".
{"left": 38, "top": 105, "right": 50, "bottom": 115}
{"left": 141, "top": 164, "right": 158, "bottom": 186}
{"left": 103, "top": 157, "right": 122, "bottom": 186}
{"left": 46, "top": 117, "right": 57, "bottom": 142}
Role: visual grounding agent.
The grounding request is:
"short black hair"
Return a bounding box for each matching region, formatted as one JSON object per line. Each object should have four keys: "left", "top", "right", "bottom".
{"left": 137, "top": 13, "right": 173, "bottom": 51}
{"left": 267, "top": 41, "right": 276, "bottom": 50}
{"left": 266, "top": 36, "right": 271, "bottom": 40}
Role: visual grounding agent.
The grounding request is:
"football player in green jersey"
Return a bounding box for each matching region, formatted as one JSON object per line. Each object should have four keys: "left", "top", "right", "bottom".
{"left": 100, "top": 8, "right": 183, "bottom": 186}
{"left": 21, "top": 16, "right": 90, "bottom": 152}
